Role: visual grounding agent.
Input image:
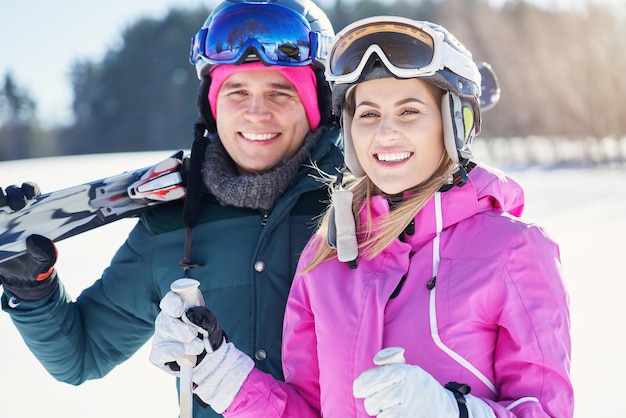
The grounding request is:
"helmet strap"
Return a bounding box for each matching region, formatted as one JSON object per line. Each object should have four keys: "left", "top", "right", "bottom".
{"left": 197, "top": 77, "right": 217, "bottom": 133}
{"left": 314, "top": 67, "right": 334, "bottom": 127}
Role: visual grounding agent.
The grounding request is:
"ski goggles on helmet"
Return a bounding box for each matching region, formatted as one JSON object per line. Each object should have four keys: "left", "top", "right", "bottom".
{"left": 190, "top": 3, "right": 333, "bottom": 69}
{"left": 326, "top": 16, "right": 478, "bottom": 85}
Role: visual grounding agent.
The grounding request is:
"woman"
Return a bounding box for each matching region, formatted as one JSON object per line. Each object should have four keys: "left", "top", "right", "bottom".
{"left": 150, "top": 16, "right": 573, "bottom": 418}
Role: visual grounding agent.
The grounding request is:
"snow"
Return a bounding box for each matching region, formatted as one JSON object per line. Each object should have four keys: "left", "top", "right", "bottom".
{"left": 1, "top": 150, "right": 624, "bottom": 417}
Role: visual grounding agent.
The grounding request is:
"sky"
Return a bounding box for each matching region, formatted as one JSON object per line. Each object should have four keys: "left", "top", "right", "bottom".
{"left": 1, "top": 147, "right": 625, "bottom": 417}
{"left": 1, "top": 0, "right": 622, "bottom": 128}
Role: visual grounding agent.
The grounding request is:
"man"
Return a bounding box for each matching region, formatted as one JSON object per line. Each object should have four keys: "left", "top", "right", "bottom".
{"left": 0, "top": 1, "right": 341, "bottom": 417}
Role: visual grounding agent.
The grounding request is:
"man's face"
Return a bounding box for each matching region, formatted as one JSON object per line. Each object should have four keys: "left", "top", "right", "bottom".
{"left": 215, "top": 70, "right": 310, "bottom": 174}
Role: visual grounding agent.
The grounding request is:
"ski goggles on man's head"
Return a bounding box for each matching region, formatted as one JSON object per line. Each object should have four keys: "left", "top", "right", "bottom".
{"left": 326, "top": 16, "right": 478, "bottom": 84}
{"left": 190, "top": 3, "right": 333, "bottom": 69}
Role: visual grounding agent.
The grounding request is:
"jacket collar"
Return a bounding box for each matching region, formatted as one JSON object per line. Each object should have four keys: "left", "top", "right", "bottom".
{"left": 360, "top": 163, "right": 525, "bottom": 246}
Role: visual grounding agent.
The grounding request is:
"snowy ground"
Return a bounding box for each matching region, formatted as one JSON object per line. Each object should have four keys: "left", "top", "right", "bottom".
{"left": 0, "top": 150, "right": 624, "bottom": 417}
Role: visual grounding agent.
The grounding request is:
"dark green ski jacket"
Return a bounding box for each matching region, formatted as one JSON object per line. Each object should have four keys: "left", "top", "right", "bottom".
{"left": 2, "top": 126, "right": 342, "bottom": 417}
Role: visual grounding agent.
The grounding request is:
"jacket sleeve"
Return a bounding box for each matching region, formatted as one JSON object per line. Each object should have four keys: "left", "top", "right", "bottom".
{"left": 1, "top": 220, "right": 161, "bottom": 385}
{"left": 225, "top": 269, "right": 321, "bottom": 417}
{"left": 486, "top": 224, "right": 573, "bottom": 417}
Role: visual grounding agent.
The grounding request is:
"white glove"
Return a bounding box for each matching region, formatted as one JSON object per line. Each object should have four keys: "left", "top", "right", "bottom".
{"left": 353, "top": 347, "right": 495, "bottom": 418}
{"left": 150, "top": 290, "right": 217, "bottom": 376}
{"left": 150, "top": 290, "right": 254, "bottom": 413}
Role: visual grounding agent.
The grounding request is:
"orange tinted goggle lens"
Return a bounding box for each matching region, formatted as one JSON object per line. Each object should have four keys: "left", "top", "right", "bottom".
{"left": 329, "top": 23, "right": 435, "bottom": 76}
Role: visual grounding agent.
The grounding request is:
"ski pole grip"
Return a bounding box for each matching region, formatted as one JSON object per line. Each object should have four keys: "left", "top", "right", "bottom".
{"left": 170, "top": 278, "right": 205, "bottom": 367}
{"left": 171, "top": 278, "right": 204, "bottom": 308}
{"left": 170, "top": 278, "right": 204, "bottom": 418}
{"left": 374, "top": 347, "right": 406, "bottom": 366}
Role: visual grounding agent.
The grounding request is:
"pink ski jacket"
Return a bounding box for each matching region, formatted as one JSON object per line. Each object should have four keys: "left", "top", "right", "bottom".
{"left": 226, "top": 163, "right": 573, "bottom": 417}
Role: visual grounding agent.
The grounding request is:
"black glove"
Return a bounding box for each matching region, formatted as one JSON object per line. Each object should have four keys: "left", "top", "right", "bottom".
{"left": 0, "top": 182, "right": 41, "bottom": 211}
{"left": 186, "top": 305, "right": 225, "bottom": 353}
{"left": 0, "top": 234, "right": 59, "bottom": 302}
{"left": 157, "top": 304, "right": 226, "bottom": 373}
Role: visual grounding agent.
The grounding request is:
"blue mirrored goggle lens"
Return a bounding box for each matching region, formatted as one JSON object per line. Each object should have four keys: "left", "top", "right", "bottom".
{"left": 199, "top": 6, "right": 314, "bottom": 66}
{"left": 330, "top": 26, "right": 435, "bottom": 76}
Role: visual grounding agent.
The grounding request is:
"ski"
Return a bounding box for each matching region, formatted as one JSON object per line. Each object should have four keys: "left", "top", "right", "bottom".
{"left": 0, "top": 150, "right": 188, "bottom": 264}
{"left": 0, "top": 63, "right": 500, "bottom": 266}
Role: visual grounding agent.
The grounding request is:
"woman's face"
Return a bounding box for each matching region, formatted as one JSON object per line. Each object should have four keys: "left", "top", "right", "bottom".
{"left": 350, "top": 77, "right": 444, "bottom": 194}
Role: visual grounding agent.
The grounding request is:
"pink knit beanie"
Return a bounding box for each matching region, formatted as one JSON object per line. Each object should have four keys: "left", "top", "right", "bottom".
{"left": 208, "top": 62, "right": 320, "bottom": 131}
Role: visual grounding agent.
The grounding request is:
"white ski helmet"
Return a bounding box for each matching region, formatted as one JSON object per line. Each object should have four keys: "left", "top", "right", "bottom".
{"left": 326, "top": 16, "right": 483, "bottom": 178}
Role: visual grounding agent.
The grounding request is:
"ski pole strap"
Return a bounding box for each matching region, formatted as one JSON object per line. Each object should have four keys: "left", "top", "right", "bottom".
{"left": 180, "top": 227, "right": 203, "bottom": 276}
{"left": 183, "top": 120, "right": 210, "bottom": 229}
{"left": 444, "top": 381, "right": 471, "bottom": 418}
{"left": 180, "top": 119, "right": 210, "bottom": 275}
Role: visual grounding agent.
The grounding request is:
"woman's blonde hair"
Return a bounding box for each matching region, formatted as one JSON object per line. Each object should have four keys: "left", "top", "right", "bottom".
{"left": 302, "top": 83, "right": 454, "bottom": 273}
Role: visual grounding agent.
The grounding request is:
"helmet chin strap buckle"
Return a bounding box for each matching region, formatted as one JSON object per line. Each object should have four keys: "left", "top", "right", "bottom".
{"left": 440, "top": 160, "right": 476, "bottom": 192}
{"left": 451, "top": 164, "right": 469, "bottom": 188}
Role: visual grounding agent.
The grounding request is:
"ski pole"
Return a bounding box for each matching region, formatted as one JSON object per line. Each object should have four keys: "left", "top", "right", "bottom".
{"left": 374, "top": 347, "right": 406, "bottom": 366}
{"left": 171, "top": 278, "right": 205, "bottom": 418}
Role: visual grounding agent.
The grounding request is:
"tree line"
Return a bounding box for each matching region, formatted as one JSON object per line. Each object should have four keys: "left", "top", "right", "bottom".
{"left": 1, "top": 0, "right": 624, "bottom": 162}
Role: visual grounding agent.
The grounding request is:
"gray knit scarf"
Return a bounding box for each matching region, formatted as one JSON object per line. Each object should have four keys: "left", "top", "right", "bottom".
{"left": 201, "top": 127, "right": 326, "bottom": 210}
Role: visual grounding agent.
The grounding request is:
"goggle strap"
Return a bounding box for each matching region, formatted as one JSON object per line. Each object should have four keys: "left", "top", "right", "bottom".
{"left": 312, "top": 33, "right": 333, "bottom": 62}
{"left": 440, "top": 43, "right": 481, "bottom": 84}
{"left": 190, "top": 28, "right": 209, "bottom": 65}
